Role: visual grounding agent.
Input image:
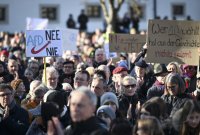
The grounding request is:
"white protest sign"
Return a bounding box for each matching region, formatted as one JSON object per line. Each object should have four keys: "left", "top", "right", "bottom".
{"left": 104, "top": 43, "right": 117, "bottom": 59}
{"left": 26, "top": 30, "right": 62, "bottom": 57}
{"left": 26, "top": 17, "right": 48, "bottom": 30}
{"left": 62, "top": 29, "right": 79, "bottom": 51}
{"left": 146, "top": 20, "right": 200, "bottom": 65}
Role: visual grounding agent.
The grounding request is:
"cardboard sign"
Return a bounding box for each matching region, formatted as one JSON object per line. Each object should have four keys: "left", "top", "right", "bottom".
{"left": 109, "top": 34, "right": 145, "bottom": 53}
{"left": 62, "top": 28, "right": 79, "bottom": 51}
{"left": 146, "top": 20, "right": 200, "bottom": 65}
{"left": 26, "top": 17, "right": 48, "bottom": 30}
{"left": 104, "top": 43, "right": 117, "bottom": 59}
{"left": 26, "top": 30, "right": 62, "bottom": 57}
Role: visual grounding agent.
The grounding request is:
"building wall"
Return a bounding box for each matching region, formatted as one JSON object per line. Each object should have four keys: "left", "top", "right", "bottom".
{"left": 0, "top": 0, "right": 200, "bottom": 33}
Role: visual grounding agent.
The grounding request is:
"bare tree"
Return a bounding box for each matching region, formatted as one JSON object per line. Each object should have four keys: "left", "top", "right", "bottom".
{"left": 100, "top": 0, "right": 125, "bottom": 32}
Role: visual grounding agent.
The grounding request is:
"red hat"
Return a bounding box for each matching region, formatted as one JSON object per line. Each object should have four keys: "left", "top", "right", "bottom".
{"left": 112, "top": 66, "right": 128, "bottom": 74}
{"left": 0, "top": 50, "right": 9, "bottom": 57}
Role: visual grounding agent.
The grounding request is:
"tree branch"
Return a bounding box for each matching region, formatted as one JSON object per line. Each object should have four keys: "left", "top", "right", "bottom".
{"left": 116, "top": 0, "right": 125, "bottom": 11}
{"left": 100, "top": 0, "right": 109, "bottom": 18}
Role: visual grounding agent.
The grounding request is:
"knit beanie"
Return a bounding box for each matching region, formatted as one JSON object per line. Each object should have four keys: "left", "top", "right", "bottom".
{"left": 101, "top": 92, "right": 119, "bottom": 108}
{"left": 97, "top": 105, "right": 116, "bottom": 120}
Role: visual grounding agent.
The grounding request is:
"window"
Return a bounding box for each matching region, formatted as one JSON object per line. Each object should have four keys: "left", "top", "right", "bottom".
{"left": 86, "top": 5, "right": 101, "bottom": 18}
{"left": 172, "top": 3, "right": 185, "bottom": 16}
{"left": 40, "top": 5, "right": 59, "bottom": 22}
{"left": 0, "top": 5, "right": 8, "bottom": 24}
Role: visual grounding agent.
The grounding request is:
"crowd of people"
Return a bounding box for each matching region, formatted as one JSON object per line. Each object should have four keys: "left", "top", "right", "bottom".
{"left": 0, "top": 14, "right": 200, "bottom": 135}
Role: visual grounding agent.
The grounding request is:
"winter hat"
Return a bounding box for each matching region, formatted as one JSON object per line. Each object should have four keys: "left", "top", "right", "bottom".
{"left": 135, "top": 59, "right": 148, "bottom": 68}
{"left": 172, "top": 100, "right": 195, "bottom": 131}
{"left": 101, "top": 92, "right": 119, "bottom": 108}
{"left": 0, "top": 50, "right": 9, "bottom": 57}
{"left": 112, "top": 66, "right": 128, "bottom": 75}
{"left": 153, "top": 63, "right": 170, "bottom": 76}
{"left": 44, "top": 91, "right": 66, "bottom": 113}
{"left": 97, "top": 105, "right": 116, "bottom": 120}
{"left": 118, "top": 60, "right": 128, "bottom": 69}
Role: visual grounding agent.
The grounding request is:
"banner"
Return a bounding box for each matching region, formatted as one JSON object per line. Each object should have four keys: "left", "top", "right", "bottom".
{"left": 146, "top": 20, "right": 200, "bottom": 65}
{"left": 109, "top": 34, "right": 145, "bottom": 53}
{"left": 26, "top": 30, "right": 62, "bottom": 57}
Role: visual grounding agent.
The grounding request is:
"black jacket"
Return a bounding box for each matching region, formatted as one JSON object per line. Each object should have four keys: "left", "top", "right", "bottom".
{"left": 64, "top": 116, "right": 108, "bottom": 135}
{"left": 0, "top": 101, "right": 30, "bottom": 135}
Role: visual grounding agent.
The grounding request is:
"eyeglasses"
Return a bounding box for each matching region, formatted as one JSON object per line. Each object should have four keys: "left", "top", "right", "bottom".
{"left": 123, "top": 84, "right": 136, "bottom": 89}
{"left": 0, "top": 92, "right": 12, "bottom": 97}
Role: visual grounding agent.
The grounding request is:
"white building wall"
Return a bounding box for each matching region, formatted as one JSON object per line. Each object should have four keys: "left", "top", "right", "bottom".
{"left": 0, "top": 0, "right": 200, "bottom": 33}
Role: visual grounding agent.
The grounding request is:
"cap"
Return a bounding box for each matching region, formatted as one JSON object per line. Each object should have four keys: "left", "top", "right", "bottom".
{"left": 96, "top": 105, "right": 116, "bottom": 120}
{"left": 153, "top": 63, "right": 170, "bottom": 76}
{"left": 112, "top": 66, "right": 128, "bottom": 74}
{"left": 135, "top": 60, "right": 148, "bottom": 68}
{"left": 101, "top": 92, "right": 119, "bottom": 108}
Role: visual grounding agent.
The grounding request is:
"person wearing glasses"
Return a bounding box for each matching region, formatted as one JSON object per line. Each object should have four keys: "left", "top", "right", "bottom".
{"left": 118, "top": 75, "right": 139, "bottom": 124}
{"left": 161, "top": 73, "right": 192, "bottom": 117}
{"left": 0, "top": 83, "right": 29, "bottom": 135}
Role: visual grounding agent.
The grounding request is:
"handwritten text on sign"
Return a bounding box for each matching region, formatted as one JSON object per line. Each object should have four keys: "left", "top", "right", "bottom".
{"left": 109, "top": 34, "right": 145, "bottom": 53}
{"left": 146, "top": 20, "right": 200, "bottom": 65}
{"left": 26, "top": 30, "right": 62, "bottom": 57}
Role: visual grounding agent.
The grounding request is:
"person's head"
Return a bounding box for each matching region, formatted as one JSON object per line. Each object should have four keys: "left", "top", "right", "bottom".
{"left": 27, "top": 60, "right": 39, "bottom": 76}
{"left": 29, "top": 80, "right": 42, "bottom": 95}
{"left": 0, "top": 84, "right": 15, "bottom": 108}
{"left": 164, "top": 73, "right": 185, "bottom": 96}
{"left": 121, "top": 76, "right": 137, "bottom": 96}
{"left": 0, "top": 50, "right": 9, "bottom": 63}
{"left": 30, "top": 84, "right": 48, "bottom": 104}
{"left": 95, "top": 48, "right": 106, "bottom": 63}
{"left": 63, "top": 61, "right": 74, "bottom": 74}
{"left": 110, "top": 118, "right": 132, "bottom": 135}
{"left": 46, "top": 57, "right": 54, "bottom": 65}
{"left": 43, "top": 90, "right": 66, "bottom": 113}
{"left": 153, "top": 64, "right": 170, "bottom": 84}
{"left": 182, "top": 64, "right": 197, "bottom": 78}
{"left": 97, "top": 105, "right": 116, "bottom": 128}
{"left": 24, "top": 68, "right": 34, "bottom": 81}
{"left": 43, "top": 67, "right": 59, "bottom": 90}
{"left": 91, "top": 71, "right": 107, "bottom": 97}
{"left": 167, "top": 62, "right": 182, "bottom": 75}
{"left": 101, "top": 92, "right": 119, "bottom": 112}
{"left": 98, "top": 65, "right": 111, "bottom": 83}
{"left": 54, "top": 57, "right": 64, "bottom": 70}
{"left": 139, "top": 97, "right": 168, "bottom": 120}
{"left": 69, "top": 86, "right": 97, "bottom": 122}
{"left": 74, "top": 70, "right": 90, "bottom": 89}
{"left": 135, "top": 60, "right": 148, "bottom": 78}
{"left": 135, "top": 116, "right": 164, "bottom": 135}
{"left": 10, "top": 79, "right": 26, "bottom": 98}
{"left": 172, "top": 100, "right": 200, "bottom": 132}
{"left": 7, "top": 59, "right": 19, "bottom": 74}
{"left": 76, "top": 62, "right": 88, "bottom": 72}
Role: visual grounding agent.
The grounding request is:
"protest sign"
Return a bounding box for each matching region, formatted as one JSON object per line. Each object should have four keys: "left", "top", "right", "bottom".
{"left": 109, "top": 34, "right": 145, "bottom": 53}
{"left": 104, "top": 43, "right": 117, "bottom": 59}
{"left": 26, "top": 17, "right": 48, "bottom": 30}
{"left": 62, "top": 28, "right": 79, "bottom": 51}
{"left": 26, "top": 30, "right": 62, "bottom": 57}
{"left": 146, "top": 20, "right": 200, "bottom": 65}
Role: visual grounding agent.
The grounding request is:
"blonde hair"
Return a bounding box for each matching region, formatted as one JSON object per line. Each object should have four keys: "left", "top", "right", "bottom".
{"left": 167, "top": 62, "right": 182, "bottom": 75}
